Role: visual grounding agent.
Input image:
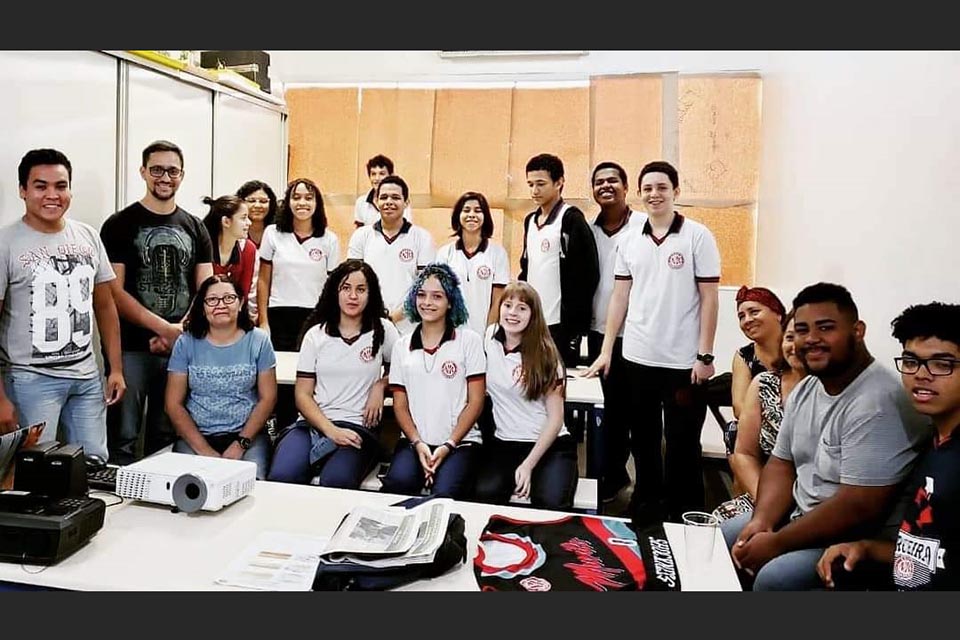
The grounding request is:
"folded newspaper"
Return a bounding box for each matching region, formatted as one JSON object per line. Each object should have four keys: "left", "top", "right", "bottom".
{"left": 320, "top": 498, "right": 452, "bottom": 569}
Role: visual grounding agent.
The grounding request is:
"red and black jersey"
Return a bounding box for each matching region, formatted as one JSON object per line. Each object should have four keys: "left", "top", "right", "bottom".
{"left": 474, "top": 515, "right": 680, "bottom": 591}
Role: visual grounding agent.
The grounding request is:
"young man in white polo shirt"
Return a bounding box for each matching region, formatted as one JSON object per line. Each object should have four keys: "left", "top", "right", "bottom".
{"left": 519, "top": 153, "right": 599, "bottom": 367}
{"left": 353, "top": 154, "right": 412, "bottom": 228}
{"left": 586, "top": 160, "right": 720, "bottom": 526}
{"left": 347, "top": 175, "right": 435, "bottom": 334}
{"left": 587, "top": 161, "right": 644, "bottom": 505}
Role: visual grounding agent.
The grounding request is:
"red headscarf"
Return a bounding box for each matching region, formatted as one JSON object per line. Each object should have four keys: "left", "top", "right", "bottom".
{"left": 735, "top": 286, "right": 785, "bottom": 317}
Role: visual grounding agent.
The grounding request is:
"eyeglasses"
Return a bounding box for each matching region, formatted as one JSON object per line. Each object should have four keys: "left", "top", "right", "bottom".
{"left": 244, "top": 198, "right": 270, "bottom": 205}
{"left": 894, "top": 356, "right": 959, "bottom": 377}
{"left": 203, "top": 294, "right": 239, "bottom": 307}
{"left": 147, "top": 165, "right": 183, "bottom": 179}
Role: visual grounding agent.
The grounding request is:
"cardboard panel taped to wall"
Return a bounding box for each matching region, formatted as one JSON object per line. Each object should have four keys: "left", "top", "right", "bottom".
{"left": 683, "top": 205, "right": 755, "bottom": 286}
{"left": 326, "top": 204, "right": 357, "bottom": 260}
{"left": 415, "top": 207, "right": 505, "bottom": 259}
{"left": 677, "top": 76, "right": 761, "bottom": 205}
{"left": 357, "top": 89, "right": 435, "bottom": 197}
{"left": 431, "top": 89, "right": 511, "bottom": 207}
{"left": 503, "top": 203, "right": 533, "bottom": 279}
{"left": 591, "top": 75, "right": 663, "bottom": 195}
{"left": 286, "top": 88, "right": 359, "bottom": 196}
{"left": 508, "top": 87, "right": 591, "bottom": 201}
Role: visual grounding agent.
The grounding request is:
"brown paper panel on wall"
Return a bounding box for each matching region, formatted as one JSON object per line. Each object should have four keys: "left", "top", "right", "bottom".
{"left": 325, "top": 204, "right": 357, "bottom": 263}
{"left": 503, "top": 204, "right": 534, "bottom": 279}
{"left": 286, "top": 88, "right": 359, "bottom": 196}
{"left": 357, "top": 89, "right": 435, "bottom": 197}
{"left": 677, "top": 76, "right": 761, "bottom": 204}
{"left": 414, "top": 207, "right": 505, "bottom": 258}
{"left": 682, "top": 205, "right": 755, "bottom": 286}
{"left": 508, "top": 88, "right": 591, "bottom": 201}
{"left": 431, "top": 89, "right": 511, "bottom": 207}
{"left": 591, "top": 75, "right": 663, "bottom": 196}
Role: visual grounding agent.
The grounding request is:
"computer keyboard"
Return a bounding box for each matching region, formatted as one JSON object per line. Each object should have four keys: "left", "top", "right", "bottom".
{"left": 87, "top": 465, "right": 119, "bottom": 492}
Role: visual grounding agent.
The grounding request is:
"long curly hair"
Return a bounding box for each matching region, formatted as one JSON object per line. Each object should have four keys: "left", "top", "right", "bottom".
{"left": 300, "top": 260, "right": 388, "bottom": 356}
{"left": 403, "top": 263, "right": 469, "bottom": 328}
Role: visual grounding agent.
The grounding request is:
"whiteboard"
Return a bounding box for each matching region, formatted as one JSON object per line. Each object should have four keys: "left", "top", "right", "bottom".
{"left": 125, "top": 64, "right": 213, "bottom": 218}
{"left": 0, "top": 51, "right": 117, "bottom": 229}
{"left": 212, "top": 93, "right": 286, "bottom": 198}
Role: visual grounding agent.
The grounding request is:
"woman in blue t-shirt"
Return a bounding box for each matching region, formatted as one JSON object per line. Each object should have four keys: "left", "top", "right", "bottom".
{"left": 165, "top": 274, "right": 277, "bottom": 478}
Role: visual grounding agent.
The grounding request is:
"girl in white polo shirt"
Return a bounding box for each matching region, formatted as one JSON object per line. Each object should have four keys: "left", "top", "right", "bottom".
{"left": 267, "top": 259, "right": 398, "bottom": 488}
{"left": 435, "top": 191, "right": 510, "bottom": 337}
{"left": 382, "top": 263, "right": 486, "bottom": 499}
{"left": 474, "top": 281, "right": 578, "bottom": 510}
{"left": 257, "top": 178, "right": 340, "bottom": 352}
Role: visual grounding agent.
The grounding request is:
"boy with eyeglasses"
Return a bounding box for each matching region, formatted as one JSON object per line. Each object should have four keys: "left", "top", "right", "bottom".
{"left": 100, "top": 140, "right": 214, "bottom": 464}
{"left": 818, "top": 302, "right": 960, "bottom": 590}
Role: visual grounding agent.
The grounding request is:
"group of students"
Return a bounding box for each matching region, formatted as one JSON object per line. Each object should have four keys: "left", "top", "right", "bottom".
{"left": 4, "top": 141, "right": 954, "bottom": 591}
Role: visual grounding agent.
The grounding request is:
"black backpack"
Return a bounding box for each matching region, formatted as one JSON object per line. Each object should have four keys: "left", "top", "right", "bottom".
{"left": 311, "top": 512, "right": 467, "bottom": 591}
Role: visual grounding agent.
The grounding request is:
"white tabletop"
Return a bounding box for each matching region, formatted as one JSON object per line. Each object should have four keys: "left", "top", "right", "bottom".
{"left": 0, "top": 482, "right": 739, "bottom": 591}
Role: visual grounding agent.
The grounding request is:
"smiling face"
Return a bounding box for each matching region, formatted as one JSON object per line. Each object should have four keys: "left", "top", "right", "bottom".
{"left": 738, "top": 300, "right": 783, "bottom": 342}
{"left": 592, "top": 168, "right": 627, "bottom": 209}
{"left": 289, "top": 182, "right": 317, "bottom": 222}
{"left": 415, "top": 276, "right": 449, "bottom": 324}
{"left": 368, "top": 165, "right": 390, "bottom": 190}
{"left": 222, "top": 203, "right": 251, "bottom": 243}
{"left": 899, "top": 337, "right": 960, "bottom": 418}
{"left": 781, "top": 318, "right": 804, "bottom": 372}
{"left": 20, "top": 164, "right": 71, "bottom": 231}
{"left": 794, "top": 302, "right": 864, "bottom": 377}
{"left": 458, "top": 199, "right": 485, "bottom": 235}
{"left": 202, "top": 281, "right": 241, "bottom": 328}
{"left": 140, "top": 150, "right": 183, "bottom": 202}
{"left": 243, "top": 189, "right": 271, "bottom": 223}
{"left": 639, "top": 171, "right": 678, "bottom": 217}
{"left": 338, "top": 269, "right": 369, "bottom": 320}
{"left": 377, "top": 182, "right": 407, "bottom": 226}
{"left": 499, "top": 295, "right": 532, "bottom": 336}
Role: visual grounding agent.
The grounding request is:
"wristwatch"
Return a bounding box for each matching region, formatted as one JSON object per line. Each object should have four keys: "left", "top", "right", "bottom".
{"left": 696, "top": 353, "right": 715, "bottom": 365}
{"left": 235, "top": 435, "right": 253, "bottom": 450}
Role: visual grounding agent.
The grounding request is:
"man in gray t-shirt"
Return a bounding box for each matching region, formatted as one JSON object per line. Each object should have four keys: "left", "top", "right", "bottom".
{"left": 721, "top": 283, "right": 930, "bottom": 590}
{"left": 0, "top": 149, "right": 125, "bottom": 459}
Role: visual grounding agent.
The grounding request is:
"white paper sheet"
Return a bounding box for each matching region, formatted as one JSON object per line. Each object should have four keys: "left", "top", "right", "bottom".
{"left": 215, "top": 531, "right": 329, "bottom": 591}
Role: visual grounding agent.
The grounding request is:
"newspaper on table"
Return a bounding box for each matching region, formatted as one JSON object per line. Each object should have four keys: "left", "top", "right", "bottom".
{"left": 320, "top": 498, "right": 452, "bottom": 568}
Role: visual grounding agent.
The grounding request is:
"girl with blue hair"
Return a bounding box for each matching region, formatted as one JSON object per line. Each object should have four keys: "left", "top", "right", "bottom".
{"left": 381, "top": 263, "right": 487, "bottom": 499}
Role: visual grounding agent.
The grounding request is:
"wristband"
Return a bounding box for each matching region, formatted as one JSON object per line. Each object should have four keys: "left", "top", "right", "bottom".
{"left": 410, "top": 439, "right": 423, "bottom": 448}
{"left": 441, "top": 440, "right": 457, "bottom": 452}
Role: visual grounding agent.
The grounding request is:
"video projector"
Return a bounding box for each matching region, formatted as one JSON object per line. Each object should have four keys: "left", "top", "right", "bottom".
{"left": 116, "top": 452, "right": 256, "bottom": 513}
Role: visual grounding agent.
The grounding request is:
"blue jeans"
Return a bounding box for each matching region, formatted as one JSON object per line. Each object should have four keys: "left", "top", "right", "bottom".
{"left": 107, "top": 351, "right": 175, "bottom": 465}
{"left": 381, "top": 440, "right": 479, "bottom": 500}
{"left": 268, "top": 420, "right": 378, "bottom": 488}
{"left": 721, "top": 511, "right": 826, "bottom": 591}
{"left": 2, "top": 369, "right": 108, "bottom": 460}
{"left": 172, "top": 433, "right": 271, "bottom": 480}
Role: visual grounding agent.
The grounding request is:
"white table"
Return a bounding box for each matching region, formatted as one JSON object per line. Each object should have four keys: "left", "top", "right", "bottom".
{"left": 0, "top": 482, "right": 740, "bottom": 591}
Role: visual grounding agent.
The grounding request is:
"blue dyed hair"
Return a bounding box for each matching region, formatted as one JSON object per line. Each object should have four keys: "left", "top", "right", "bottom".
{"left": 403, "top": 263, "right": 469, "bottom": 328}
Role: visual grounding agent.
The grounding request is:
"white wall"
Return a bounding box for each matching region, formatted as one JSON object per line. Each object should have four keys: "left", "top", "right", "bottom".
{"left": 269, "top": 50, "right": 960, "bottom": 368}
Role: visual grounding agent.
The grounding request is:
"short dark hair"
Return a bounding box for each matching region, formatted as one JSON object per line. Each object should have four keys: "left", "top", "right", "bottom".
{"left": 591, "top": 161, "right": 628, "bottom": 189}
{"left": 792, "top": 282, "right": 859, "bottom": 322}
{"left": 201, "top": 195, "right": 246, "bottom": 264}
{"left": 184, "top": 275, "right": 254, "bottom": 338}
{"left": 450, "top": 191, "right": 494, "bottom": 239}
{"left": 639, "top": 161, "right": 679, "bottom": 189}
{"left": 525, "top": 154, "right": 564, "bottom": 182}
{"left": 18, "top": 148, "right": 72, "bottom": 188}
{"left": 891, "top": 302, "right": 960, "bottom": 349}
{"left": 277, "top": 178, "right": 328, "bottom": 236}
{"left": 376, "top": 175, "right": 409, "bottom": 201}
{"left": 142, "top": 140, "right": 184, "bottom": 168}
{"left": 366, "top": 154, "right": 395, "bottom": 175}
{"left": 300, "top": 260, "right": 388, "bottom": 355}
{"left": 237, "top": 180, "right": 278, "bottom": 227}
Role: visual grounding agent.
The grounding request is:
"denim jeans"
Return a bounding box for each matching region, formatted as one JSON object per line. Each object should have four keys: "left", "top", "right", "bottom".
{"left": 381, "top": 440, "right": 479, "bottom": 500}
{"left": 268, "top": 419, "right": 379, "bottom": 488}
{"left": 721, "top": 511, "right": 826, "bottom": 591}
{"left": 107, "top": 351, "right": 175, "bottom": 465}
{"left": 2, "top": 368, "right": 108, "bottom": 460}
{"left": 172, "top": 432, "right": 271, "bottom": 480}
{"left": 474, "top": 436, "right": 578, "bottom": 510}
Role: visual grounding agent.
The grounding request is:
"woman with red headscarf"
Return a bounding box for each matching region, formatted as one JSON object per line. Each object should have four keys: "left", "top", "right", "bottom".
{"left": 730, "top": 286, "right": 786, "bottom": 419}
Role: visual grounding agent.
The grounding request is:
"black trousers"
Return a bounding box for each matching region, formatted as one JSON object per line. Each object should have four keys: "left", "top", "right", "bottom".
{"left": 548, "top": 323, "right": 582, "bottom": 368}
{"left": 587, "top": 332, "right": 632, "bottom": 494}
{"left": 474, "top": 436, "right": 578, "bottom": 510}
{"left": 623, "top": 360, "right": 708, "bottom": 525}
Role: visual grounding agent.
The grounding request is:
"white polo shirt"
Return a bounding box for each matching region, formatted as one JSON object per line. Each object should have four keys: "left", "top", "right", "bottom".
{"left": 523, "top": 201, "right": 573, "bottom": 326}
{"left": 347, "top": 220, "right": 436, "bottom": 316}
{"left": 259, "top": 224, "right": 340, "bottom": 309}
{"left": 614, "top": 214, "right": 721, "bottom": 369}
{"left": 353, "top": 192, "right": 412, "bottom": 226}
{"left": 484, "top": 325, "right": 568, "bottom": 443}
{"left": 590, "top": 208, "right": 643, "bottom": 336}
{"left": 388, "top": 325, "right": 486, "bottom": 446}
{"left": 436, "top": 239, "right": 510, "bottom": 336}
{"left": 296, "top": 318, "right": 400, "bottom": 425}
